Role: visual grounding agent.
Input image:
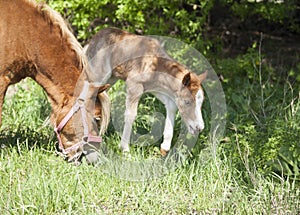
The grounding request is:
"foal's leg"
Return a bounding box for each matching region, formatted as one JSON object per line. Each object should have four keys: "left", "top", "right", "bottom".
{"left": 120, "top": 82, "right": 144, "bottom": 152}
{"left": 153, "top": 93, "right": 177, "bottom": 156}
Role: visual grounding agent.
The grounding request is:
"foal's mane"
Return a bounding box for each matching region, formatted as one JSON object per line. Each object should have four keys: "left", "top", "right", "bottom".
{"left": 25, "top": 0, "right": 87, "bottom": 71}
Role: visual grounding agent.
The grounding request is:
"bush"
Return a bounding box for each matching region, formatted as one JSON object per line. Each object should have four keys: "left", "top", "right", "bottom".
{"left": 219, "top": 48, "right": 300, "bottom": 178}
{"left": 48, "top": 0, "right": 214, "bottom": 51}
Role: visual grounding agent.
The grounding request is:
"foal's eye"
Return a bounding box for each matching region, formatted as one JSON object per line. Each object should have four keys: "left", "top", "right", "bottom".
{"left": 94, "top": 117, "right": 101, "bottom": 127}
{"left": 184, "top": 100, "right": 192, "bottom": 105}
{"left": 94, "top": 117, "right": 101, "bottom": 122}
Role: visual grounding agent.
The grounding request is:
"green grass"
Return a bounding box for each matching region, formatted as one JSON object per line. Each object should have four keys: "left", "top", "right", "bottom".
{"left": 0, "top": 78, "right": 299, "bottom": 214}
{"left": 1, "top": 142, "right": 299, "bottom": 214}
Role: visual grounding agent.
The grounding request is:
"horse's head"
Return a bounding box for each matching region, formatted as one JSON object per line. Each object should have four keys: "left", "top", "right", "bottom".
{"left": 54, "top": 82, "right": 110, "bottom": 165}
{"left": 176, "top": 71, "right": 207, "bottom": 135}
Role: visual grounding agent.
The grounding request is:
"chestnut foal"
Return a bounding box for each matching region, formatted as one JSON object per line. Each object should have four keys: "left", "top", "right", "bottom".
{"left": 85, "top": 27, "right": 206, "bottom": 156}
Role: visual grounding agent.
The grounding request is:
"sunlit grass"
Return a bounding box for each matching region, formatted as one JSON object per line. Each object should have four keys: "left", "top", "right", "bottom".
{"left": 0, "top": 78, "right": 299, "bottom": 214}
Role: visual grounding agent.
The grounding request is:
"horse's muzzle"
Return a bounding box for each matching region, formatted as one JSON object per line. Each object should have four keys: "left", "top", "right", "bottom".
{"left": 82, "top": 142, "right": 101, "bottom": 165}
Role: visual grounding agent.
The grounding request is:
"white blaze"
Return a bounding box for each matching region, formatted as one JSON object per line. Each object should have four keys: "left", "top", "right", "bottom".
{"left": 195, "top": 89, "right": 205, "bottom": 131}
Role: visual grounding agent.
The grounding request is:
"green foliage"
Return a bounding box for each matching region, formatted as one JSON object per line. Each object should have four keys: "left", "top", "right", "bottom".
{"left": 48, "top": 0, "right": 114, "bottom": 41}
{"left": 218, "top": 48, "right": 300, "bottom": 178}
{"left": 48, "top": 0, "right": 214, "bottom": 51}
{"left": 222, "top": 0, "right": 299, "bottom": 33}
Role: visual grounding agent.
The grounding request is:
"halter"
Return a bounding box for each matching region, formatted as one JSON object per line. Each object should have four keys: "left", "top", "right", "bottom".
{"left": 54, "top": 81, "right": 102, "bottom": 161}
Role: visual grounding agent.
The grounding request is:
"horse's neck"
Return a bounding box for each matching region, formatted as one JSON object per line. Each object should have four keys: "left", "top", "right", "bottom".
{"left": 34, "top": 68, "right": 86, "bottom": 116}
{"left": 19, "top": 1, "right": 84, "bottom": 112}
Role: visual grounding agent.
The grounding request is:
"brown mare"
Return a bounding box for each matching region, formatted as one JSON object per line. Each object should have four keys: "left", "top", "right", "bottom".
{"left": 0, "top": 0, "right": 110, "bottom": 164}
{"left": 85, "top": 27, "right": 207, "bottom": 156}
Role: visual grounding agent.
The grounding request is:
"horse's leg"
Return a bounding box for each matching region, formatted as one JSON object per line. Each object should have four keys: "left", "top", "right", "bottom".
{"left": 153, "top": 93, "right": 177, "bottom": 156}
{"left": 119, "top": 82, "right": 144, "bottom": 152}
{"left": 0, "top": 76, "right": 10, "bottom": 126}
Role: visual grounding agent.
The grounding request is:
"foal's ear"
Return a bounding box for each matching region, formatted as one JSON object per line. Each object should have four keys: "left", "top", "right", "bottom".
{"left": 97, "top": 84, "right": 110, "bottom": 93}
{"left": 182, "top": 72, "right": 191, "bottom": 87}
{"left": 198, "top": 70, "right": 208, "bottom": 83}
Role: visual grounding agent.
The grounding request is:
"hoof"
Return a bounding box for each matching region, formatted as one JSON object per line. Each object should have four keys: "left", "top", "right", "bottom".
{"left": 122, "top": 150, "right": 132, "bottom": 159}
{"left": 119, "top": 143, "right": 130, "bottom": 153}
{"left": 160, "top": 148, "right": 169, "bottom": 157}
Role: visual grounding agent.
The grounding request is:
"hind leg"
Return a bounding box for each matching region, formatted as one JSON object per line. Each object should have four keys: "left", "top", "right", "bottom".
{"left": 119, "top": 82, "right": 143, "bottom": 152}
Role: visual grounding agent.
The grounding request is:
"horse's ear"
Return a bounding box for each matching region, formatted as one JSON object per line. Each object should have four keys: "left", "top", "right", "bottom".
{"left": 199, "top": 70, "right": 208, "bottom": 83}
{"left": 62, "top": 95, "right": 69, "bottom": 108}
{"left": 182, "top": 72, "right": 191, "bottom": 87}
{"left": 85, "top": 83, "right": 110, "bottom": 99}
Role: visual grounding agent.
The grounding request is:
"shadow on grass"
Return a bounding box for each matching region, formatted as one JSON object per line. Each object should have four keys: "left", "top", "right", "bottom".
{"left": 93, "top": 132, "right": 211, "bottom": 181}
{"left": 0, "top": 128, "right": 56, "bottom": 152}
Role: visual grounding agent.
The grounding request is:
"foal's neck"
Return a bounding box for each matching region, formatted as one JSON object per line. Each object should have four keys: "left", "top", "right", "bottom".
{"left": 157, "top": 58, "right": 187, "bottom": 79}
{"left": 148, "top": 58, "right": 186, "bottom": 97}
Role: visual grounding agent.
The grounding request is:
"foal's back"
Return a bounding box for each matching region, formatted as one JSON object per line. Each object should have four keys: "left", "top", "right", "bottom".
{"left": 85, "top": 28, "right": 171, "bottom": 83}
{"left": 86, "top": 28, "right": 165, "bottom": 59}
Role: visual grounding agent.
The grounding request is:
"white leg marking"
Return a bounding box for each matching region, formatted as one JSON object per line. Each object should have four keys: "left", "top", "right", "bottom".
{"left": 154, "top": 93, "right": 177, "bottom": 152}
{"left": 195, "top": 90, "right": 205, "bottom": 131}
{"left": 161, "top": 103, "right": 176, "bottom": 151}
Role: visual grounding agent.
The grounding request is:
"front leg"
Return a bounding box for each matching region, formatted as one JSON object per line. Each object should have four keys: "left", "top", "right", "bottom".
{"left": 0, "top": 76, "right": 10, "bottom": 126}
{"left": 153, "top": 93, "right": 177, "bottom": 156}
{"left": 119, "top": 82, "right": 143, "bottom": 152}
{"left": 160, "top": 101, "right": 177, "bottom": 156}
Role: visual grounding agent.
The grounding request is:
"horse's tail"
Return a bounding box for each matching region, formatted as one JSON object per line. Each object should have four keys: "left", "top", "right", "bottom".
{"left": 98, "top": 91, "right": 111, "bottom": 135}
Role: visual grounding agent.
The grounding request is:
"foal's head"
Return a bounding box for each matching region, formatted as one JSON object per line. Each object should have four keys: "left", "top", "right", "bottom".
{"left": 55, "top": 83, "right": 110, "bottom": 164}
{"left": 176, "top": 71, "right": 207, "bottom": 135}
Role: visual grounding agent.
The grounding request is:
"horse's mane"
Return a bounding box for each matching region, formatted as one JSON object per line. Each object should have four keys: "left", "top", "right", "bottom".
{"left": 25, "top": 0, "right": 87, "bottom": 70}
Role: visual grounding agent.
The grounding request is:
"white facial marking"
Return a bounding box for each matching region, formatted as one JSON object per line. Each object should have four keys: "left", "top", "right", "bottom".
{"left": 195, "top": 89, "right": 204, "bottom": 131}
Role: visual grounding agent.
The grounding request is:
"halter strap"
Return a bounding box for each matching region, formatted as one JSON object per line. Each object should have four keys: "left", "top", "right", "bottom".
{"left": 54, "top": 81, "right": 102, "bottom": 156}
